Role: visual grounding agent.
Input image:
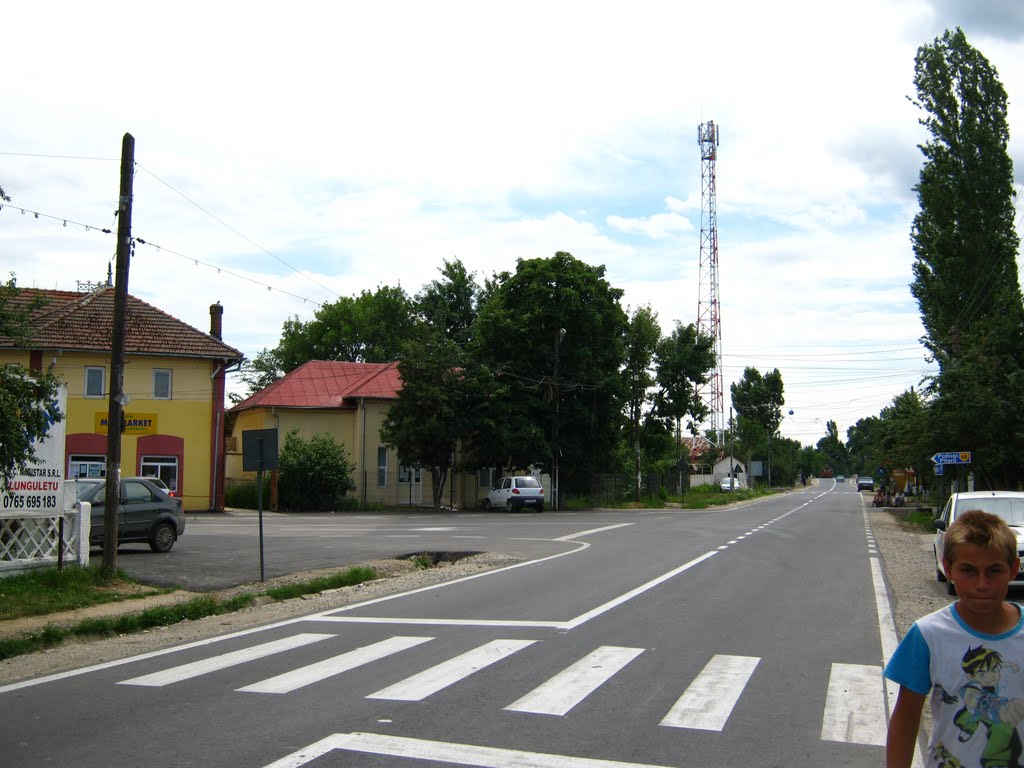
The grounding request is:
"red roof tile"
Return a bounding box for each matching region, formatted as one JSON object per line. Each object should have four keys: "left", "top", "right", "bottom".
{"left": 0, "top": 287, "right": 242, "bottom": 361}
{"left": 230, "top": 360, "right": 402, "bottom": 411}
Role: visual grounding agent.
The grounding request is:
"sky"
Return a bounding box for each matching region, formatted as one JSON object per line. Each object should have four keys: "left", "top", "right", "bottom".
{"left": 2, "top": 0, "right": 1023, "bottom": 447}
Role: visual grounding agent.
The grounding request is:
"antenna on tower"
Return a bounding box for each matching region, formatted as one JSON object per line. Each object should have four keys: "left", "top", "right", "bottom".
{"left": 696, "top": 120, "right": 725, "bottom": 446}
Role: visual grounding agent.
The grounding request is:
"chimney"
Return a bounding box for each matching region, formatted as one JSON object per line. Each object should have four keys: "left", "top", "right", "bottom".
{"left": 210, "top": 302, "right": 223, "bottom": 339}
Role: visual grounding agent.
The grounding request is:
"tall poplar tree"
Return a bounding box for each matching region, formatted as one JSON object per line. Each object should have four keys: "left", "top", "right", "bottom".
{"left": 909, "top": 27, "right": 1024, "bottom": 487}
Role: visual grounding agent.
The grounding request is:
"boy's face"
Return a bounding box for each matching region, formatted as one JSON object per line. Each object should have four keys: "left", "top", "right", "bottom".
{"left": 944, "top": 542, "right": 1020, "bottom": 616}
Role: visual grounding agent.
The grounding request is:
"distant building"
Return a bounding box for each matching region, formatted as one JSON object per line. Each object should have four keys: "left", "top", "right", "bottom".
{"left": 0, "top": 287, "right": 242, "bottom": 511}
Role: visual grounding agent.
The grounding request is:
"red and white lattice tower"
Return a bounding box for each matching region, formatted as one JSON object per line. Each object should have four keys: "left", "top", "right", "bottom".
{"left": 696, "top": 120, "right": 724, "bottom": 446}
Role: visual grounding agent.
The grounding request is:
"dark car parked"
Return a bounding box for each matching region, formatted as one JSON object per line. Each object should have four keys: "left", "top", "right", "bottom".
{"left": 73, "top": 477, "right": 185, "bottom": 552}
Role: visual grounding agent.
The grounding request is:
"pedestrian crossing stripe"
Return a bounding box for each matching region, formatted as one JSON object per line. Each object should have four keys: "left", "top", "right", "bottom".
{"left": 112, "top": 634, "right": 887, "bottom": 746}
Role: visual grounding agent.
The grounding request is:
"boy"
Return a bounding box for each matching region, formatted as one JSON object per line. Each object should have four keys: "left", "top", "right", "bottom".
{"left": 885, "top": 509, "right": 1024, "bottom": 768}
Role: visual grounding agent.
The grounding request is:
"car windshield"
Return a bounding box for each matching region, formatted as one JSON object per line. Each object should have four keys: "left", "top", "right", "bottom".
{"left": 960, "top": 497, "right": 1024, "bottom": 526}
{"left": 516, "top": 477, "right": 541, "bottom": 488}
{"left": 74, "top": 480, "right": 104, "bottom": 502}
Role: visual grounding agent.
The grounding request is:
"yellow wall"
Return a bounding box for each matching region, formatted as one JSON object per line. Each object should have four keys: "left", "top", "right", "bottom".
{"left": 2, "top": 350, "right": 218, "bottom": 511}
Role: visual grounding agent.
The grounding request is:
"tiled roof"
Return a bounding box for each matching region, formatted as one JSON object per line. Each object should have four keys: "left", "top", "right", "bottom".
{"left": 0, "top": 287, "right": 242, "bottom": 361}
{"left": 230, "top": 360, "right": 402, "bottom": 411}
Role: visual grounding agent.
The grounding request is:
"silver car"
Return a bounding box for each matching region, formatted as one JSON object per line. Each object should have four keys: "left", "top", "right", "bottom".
{"left": 933, "top": 490, "right": 1024, "bottom": 595}
{"left": 484, "top": 475, "right": 545, "bottom": 512}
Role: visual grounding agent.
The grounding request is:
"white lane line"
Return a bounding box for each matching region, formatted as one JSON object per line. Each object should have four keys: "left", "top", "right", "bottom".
{"left": 118, "top": 633, "right": 335, "bottom": 687}
{"left": 238, "top": 636, "right": 432, "bottom": 694}
{"left": 313, "top": 617, "right": 562, "bottom": 628}
{"left": 505, "top": 645, "right": 644, "bottom": 716}
{"left": 554, "top": 523, "right": 633, "bottom": 542}
{"left": 560, "top": 551, "right": 718, "bottom": 630}
{"left": 820, "top": 662, "right": 888, "bottom": 746}
{"left": 659, "top": 654, "right": 760, "bottom": 731}
{"left": 263, "top": 731, "right": 677, "bottom": 768}
{"left": 367, "top": 639, "right": 535, "bottom": 701}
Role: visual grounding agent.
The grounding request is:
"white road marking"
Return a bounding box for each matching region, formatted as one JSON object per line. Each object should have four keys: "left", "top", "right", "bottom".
{"left": 560, "top": 551, "right": 718, "bottom": 630}
{"left": 820, "top": 662, "right": 887, "bottom": 745}
{"left": 237, "top": 635, "right": 432, "bottom": 694}
{"left": 118, "top": 633, "right": 335, "bottom": 687}
{"left": 367, "top": 639, "right": 535, "bottom": 701}
{"left": 314, "top": 616, "right": 562, "bottom": 628}
{"left": 263, "top": 731, "right": 678, "bottom": 768}
{"left": 505, "top": 645, "right": 644, "bottom": 716}
{"left": 659, "top": 654, "right": 760, "bottom": 731}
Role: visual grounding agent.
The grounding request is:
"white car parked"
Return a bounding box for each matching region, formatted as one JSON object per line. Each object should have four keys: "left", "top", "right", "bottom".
{"left": 933, "top": 490, "right": 1024, "bottom": 594}
{"left": 720, "top": 477, "right": 744, "bottom": 491}
{"left": 485, "top": 476, "right": 545, "bottom": 512}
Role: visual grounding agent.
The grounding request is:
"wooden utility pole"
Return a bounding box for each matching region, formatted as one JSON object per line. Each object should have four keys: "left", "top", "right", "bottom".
{"left": 102, "top": 132, "right": 134, "bottom": 577}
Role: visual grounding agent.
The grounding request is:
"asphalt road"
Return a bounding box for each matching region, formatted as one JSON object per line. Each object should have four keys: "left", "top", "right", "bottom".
{"left": 2, "top": 481, "right": 895, "bottom": 767}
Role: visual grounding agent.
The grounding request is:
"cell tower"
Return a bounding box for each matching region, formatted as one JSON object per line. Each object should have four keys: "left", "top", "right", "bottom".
{"left": 696, "top": 120, "right": 725, "bottom": 446}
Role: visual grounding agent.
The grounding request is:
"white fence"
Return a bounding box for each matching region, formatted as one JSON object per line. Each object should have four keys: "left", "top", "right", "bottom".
{"left": 0, "top": 504, "right": 90, "bottom": 577}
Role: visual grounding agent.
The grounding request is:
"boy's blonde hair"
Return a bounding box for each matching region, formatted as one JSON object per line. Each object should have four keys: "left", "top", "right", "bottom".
{"left": 944, "top": 509, "right": 1019, "bottom": 566}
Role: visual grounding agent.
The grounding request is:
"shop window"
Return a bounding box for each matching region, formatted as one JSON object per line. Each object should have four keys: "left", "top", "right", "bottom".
{"left": 141, "top": 455, "right": 178, "bottom": 494}
{"left": 69, "top": 455, "right": 106, "bottom": 479}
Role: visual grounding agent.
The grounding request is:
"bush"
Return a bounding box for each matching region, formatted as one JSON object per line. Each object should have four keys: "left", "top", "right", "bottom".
{"left": 277, "top": 430, "right": 356, "bottom": 512}
{"left": 225, "top": 476, "right": 271, "bottom": 509}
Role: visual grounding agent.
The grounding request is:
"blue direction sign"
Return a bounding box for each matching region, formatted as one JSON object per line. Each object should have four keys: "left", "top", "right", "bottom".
{"left": 931, "top": 451, "right": 972, "bottom": 465}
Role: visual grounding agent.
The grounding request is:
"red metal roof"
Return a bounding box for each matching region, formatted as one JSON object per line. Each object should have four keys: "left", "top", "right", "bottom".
{"left": 230, "top": 360, "right": 402, "bottom": 411}
{"left": 0, "top": 287, "right": 242, "bottom": 361}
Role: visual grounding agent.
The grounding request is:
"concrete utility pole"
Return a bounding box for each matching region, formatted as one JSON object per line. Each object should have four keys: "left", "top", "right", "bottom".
{"left": 102, "top": 132, "right": 134, "bottom": 577}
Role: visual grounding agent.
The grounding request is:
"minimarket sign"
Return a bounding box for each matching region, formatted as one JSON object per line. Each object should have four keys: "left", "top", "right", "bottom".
{"left": 95, "top": 412, "right": 159, "bottom": 435}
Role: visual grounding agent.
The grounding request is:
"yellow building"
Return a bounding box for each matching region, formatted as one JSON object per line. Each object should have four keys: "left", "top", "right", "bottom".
{"left": 226, "top": 360, "right": 490, "bottom": 509}
{"left": 0, "top": 287, "right": 242, "bottom": 511}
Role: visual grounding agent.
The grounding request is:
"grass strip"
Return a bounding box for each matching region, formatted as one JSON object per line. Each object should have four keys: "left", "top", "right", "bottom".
{"left": 0, "top": 565, "right": 380, "bottom": 662}
{"left": 0, "top": 565, "right": 168, "bottom": 620}
{"left": 263, "top": 566, "right": 378, "bottom": 600}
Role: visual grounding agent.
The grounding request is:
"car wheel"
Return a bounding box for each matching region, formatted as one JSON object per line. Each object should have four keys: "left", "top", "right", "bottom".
{"left": 507, "top": 500, "right": 516, "bottom": 513}
{"left": 483, "top": 499, "right": 492, "bottom": 511}
{"left": 149, "top": 521, "right": 176, "bottom": 553}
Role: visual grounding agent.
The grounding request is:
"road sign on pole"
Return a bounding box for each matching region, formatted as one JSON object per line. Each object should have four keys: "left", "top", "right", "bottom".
{"left": 931, "top": 451, "right": 971, "bottom": 465}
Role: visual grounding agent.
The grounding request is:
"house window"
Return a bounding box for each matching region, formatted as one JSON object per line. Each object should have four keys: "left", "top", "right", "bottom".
{"left": 69, "top": 455, "right": 106, "bottom": 479}
{"left": 85, "top": 366, "right": 105, "bottom": 398}
{"left": 479, "top": 467, "right": 496, "bottom": 488}
{"left": 141, "top": 456, "right": 178, "bottom": 494}
{"left": 377, "top": 447, "right": 388, "bottom": 487}
{"left": 399, "top": 465, "right": 421, "bottom": 483}
{"left": 153, "top": 369, "right": 172, "bottom": 399}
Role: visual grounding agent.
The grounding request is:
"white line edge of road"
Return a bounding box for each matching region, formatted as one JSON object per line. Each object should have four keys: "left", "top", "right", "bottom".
{"left": 0, "top": 522, "right": 630, "bottom": 695}
{"left": 866, "top": 503, "right": 925, "bottom": 768}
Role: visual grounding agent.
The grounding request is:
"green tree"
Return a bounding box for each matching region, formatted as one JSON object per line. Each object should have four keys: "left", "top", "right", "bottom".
{"left": 380, "top": 335, "right": 500, "bottom": 509}
{"left": 277, "top": 430, "right": 356, "bottom": 512}
{"left": 816, "top": 420, "right": 849, "bottom": 474}
{"left": 730, "top": 367, "right": 785, "bottom": 484}
{"left": 624, "top": 305, "right": 661, "bottom": 500}
{"left": 415, "top": 259, "right": 480, "bottom": 348}
{"left": 878, "top": 388, "right": 931, "bottom": 492}
{"left": 474, "top": 252, "right": 628, "bottom": 496}
{"left": 276, "top": 286, "right": 417, "bottom": 372}
{"left": 910, "top": 27, "right": 1024, "bottom": 488}
{"left": 0, "top": 277, "right": 64, "bottom": 489}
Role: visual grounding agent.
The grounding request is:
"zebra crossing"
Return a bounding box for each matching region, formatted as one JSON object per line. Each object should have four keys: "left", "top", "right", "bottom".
{"left": 114, "top": 630, "right": 888, "bottom": 745}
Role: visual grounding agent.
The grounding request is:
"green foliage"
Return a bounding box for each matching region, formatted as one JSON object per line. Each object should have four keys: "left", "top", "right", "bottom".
{"left": 277, "top": 430, "right": 356, "bottom": 511}
{"left": 416, "top": 259, "right": 480, "bottom": 348}
{"left": 474, "top": 252, "right": 628, "bottom": 492}
{"left": 816, "top": 420, "right": 850, "bottom": 474}
{"left": 224, "top": 476, "right": 271, "bottom": 509}
{"left": 0, "top": 564, "right": 165, "bottom": 620}
{"left": 381, "top": 334, "right": 500, "bottom": 509}
{"left": 653, "top": 321, "right": 715, "bottom": 430}
{"left": 909, "top": 28, "right": 1024, "bottom": 488}
{"left": 0, "top": 276, "right": 65, "bottom": 489}
{"left": 263, "top": 566, "right": 378, "bottom": 599}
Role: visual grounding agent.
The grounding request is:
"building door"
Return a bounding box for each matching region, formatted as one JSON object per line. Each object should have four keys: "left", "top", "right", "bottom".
{"left": 399, "top": 465, "right": 422, "bottom": 506}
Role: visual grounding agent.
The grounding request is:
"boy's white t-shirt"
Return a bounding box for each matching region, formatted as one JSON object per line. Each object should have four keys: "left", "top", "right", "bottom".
{"left": 885, "top": 602, "right": 1024, "bottom": 768}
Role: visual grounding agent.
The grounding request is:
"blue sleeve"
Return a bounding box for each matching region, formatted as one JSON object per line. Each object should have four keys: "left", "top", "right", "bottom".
{"left": 883, "top": 623, "right": 932, "bottom": 695}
